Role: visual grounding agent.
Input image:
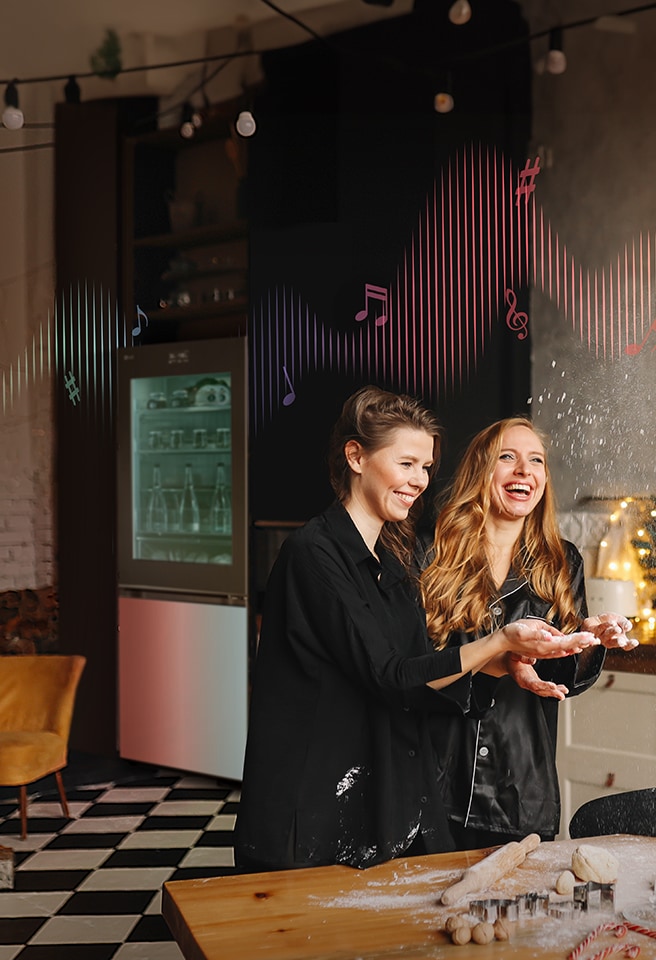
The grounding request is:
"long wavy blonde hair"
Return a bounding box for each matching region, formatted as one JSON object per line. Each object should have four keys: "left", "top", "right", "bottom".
{"left": 420, "top": 417, "right": 579, "bottom": 648}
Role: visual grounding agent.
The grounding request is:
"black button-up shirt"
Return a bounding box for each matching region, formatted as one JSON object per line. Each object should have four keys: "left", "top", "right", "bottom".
{"left": 235, "top": 501, "right": 491, "bottom": 871}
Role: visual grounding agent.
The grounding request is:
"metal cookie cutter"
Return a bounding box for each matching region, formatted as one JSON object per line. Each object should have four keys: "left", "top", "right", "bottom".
{"left": 573, "top": 881, "right": 616, "bottom": 912}
{"left": 516, "top": 891, "right": 550, "bottom": 918}
{"left": 468, "top": 898, "right": 519, "bottom": 922}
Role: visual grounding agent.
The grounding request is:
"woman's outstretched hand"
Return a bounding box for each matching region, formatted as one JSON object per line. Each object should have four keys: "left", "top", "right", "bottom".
{"left": 506, "top": 653, "right": 569, "bottom": 700}
{"left": 581, "top": 612, "right": 638, "bottom": 650}
{"left": 501, "top": 619, "right": 599, "bottom": 659}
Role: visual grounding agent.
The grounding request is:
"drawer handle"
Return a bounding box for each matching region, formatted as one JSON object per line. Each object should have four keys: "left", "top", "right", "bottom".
{"left": 603, "top": 674, "right": 616, "bottom": 689}
{"left": 604, "top": 772, "right": 616, "bottom": 788}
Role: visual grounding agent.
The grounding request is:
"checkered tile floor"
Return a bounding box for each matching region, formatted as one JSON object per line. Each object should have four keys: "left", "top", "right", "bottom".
{"left": 0, "top": 766, "right": 239, "bottom": 959}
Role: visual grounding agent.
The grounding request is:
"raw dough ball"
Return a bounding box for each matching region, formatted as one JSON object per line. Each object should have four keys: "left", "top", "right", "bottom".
{"left": 555, "top": 869, "right": 576, "bottom": 895}
{"left": 471, "top": 922, "right": 495, "bottom": 945}
{"left": 493, "top": 918, "right": 511, "bottom": 941}
{"left": 571, "top": 844, "right": 619, "bottom": 884}
{"left": 451, "top": 924, "right": 472, "bottom": 945}
{"left": 445, "top": 915, "right": 468, "bottom": 932}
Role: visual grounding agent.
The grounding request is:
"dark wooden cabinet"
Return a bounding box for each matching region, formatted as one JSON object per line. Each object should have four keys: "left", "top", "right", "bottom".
{"left": 120, "top": 103, "right": 249, "bottom": 344}
{"left": 55, "top": 96, "right": 249, "bottom": 757}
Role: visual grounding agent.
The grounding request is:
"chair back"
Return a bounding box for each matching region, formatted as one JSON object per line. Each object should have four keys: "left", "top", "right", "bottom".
{"left": 569, "top": 788, "right": 656, "bottom": 839}
{"left": 0, "top": 655, "right": 86, "bottom": 739}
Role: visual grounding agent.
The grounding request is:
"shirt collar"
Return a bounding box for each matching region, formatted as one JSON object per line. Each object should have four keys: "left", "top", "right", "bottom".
{"left": 324, "top": 501, "right": 405, "bottom": 584}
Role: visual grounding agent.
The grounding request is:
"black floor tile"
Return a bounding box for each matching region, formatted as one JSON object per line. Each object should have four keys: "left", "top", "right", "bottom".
{"left": 0, "top": 916, "right": 46, "bottom": 944}
{"left": 13, "top": 870, "right": 91, "bottom": 892}
{"left": 102, "top": 847, "right": 187, "bottom": 868}
{"left": 127, "top": 914, "right": 176, "bottom": 941}
{"left": 137, "top": 815, "right": 212, "bottom": 830}
{"left": 168, "top": 787, "right": 230, "bottom": 800}
{"left": 222, "top": 801, "right": 239, "bottom": 814}
{"left": 168, "top": 866, "right": 235, "bottom": 882}
{"left": 16, "top": 943, "right": 117, "bottom": 959}
{"left": 0, "top": 817, "right": 67, "bottom": 835}
{"left": 44, "top": 832, "right": 129, "bottom": 849}
{"left": 58, "top": 888, "right": 154, "bottom": 915}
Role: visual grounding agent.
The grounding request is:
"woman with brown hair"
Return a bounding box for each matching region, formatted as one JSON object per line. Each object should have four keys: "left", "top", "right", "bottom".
{"left": 235, "top": 393, "right": 597, "bottom": 872}
{"left": 420, "top": 416, "right": 635, "bottom": 850}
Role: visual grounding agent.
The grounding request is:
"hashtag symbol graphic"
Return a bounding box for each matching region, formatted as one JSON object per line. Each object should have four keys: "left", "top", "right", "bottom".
{"left": 64, "top": 370, "right": 81, "bottom": 405}
{"left": 515, "top": 157, "right": 541, "bottom": 206}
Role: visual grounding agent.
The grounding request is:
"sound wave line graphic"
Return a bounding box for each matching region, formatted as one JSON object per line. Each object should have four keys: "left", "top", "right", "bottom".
{"left": 251, "top": 144, "right": 656, "bottom": 431}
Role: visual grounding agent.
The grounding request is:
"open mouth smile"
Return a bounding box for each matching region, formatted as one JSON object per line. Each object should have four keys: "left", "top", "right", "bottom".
{"left": 394, "top": 491, "right": 415, "bottom": 505}
{"left": 504, "top": 483, "right": 532, "bottom": 497}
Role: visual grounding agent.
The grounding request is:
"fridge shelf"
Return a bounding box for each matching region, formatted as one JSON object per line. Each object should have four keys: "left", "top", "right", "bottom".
{"left": 138, "top": 406, "right": 231, "bottom": 416}
{"left": 136, "top": 531, "right": 232, "bottom": 541}
{"left": 139, "top": 448, "right": 232, "bottom": 455}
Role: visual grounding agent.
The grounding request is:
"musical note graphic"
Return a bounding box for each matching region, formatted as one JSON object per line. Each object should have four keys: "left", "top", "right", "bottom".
{"left": 282, "top": 365, "right": 296, "bottom": 406}
{"left": 132, "top": 305, "right": 149, "bottom": 338}
{"left": 355, "top": 282, "right": 388, "bottom": 327}
{"left": 504, "top": 289, "right": 529, "bottom": 340}
{"left": 625, "top": 316, "right": 656, "bottom": 355}
{"left": 515, "top": 157, "right": 540, "bottom": 206}
{"left": 64, "top": 370, "right": 81, "bottom": 405}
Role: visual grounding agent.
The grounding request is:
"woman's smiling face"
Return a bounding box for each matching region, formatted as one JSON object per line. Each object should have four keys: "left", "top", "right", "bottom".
{"left": 490, "top": 424, "right": 547, "bottom": 522}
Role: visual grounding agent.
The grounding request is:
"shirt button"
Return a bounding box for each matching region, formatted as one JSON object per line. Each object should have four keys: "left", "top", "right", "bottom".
{"left": 408, "top": 749, "right": 416, "bottom": 757}
{"left": 490, "top": 699, "right": 496, "bottom": 707}
{"left": 420, "top": 795, "right": 428, "bottom": 804}
{"left": 403, "top": 706, "right": 410, "bottom": 712}
{"left": 479, "top": 746, "right": 489, "bottom": 758}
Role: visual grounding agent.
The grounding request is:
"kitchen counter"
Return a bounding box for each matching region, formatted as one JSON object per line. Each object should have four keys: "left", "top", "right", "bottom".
{"left": 162, "top": 835, "right": 656, "bottom": 960}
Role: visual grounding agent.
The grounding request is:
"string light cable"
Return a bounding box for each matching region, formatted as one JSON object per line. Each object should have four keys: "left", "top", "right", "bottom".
{"left": 3, "top": 0, "right": 656, "bottom": 142}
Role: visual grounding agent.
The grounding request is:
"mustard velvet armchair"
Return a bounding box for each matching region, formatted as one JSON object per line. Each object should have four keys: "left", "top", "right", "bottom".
{"left": 0, "top": 655, "right": 86, "bottom": 838}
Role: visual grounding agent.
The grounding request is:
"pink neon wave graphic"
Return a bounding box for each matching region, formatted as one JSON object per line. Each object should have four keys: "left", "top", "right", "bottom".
{"left": 249, "top": 143, "right": 656, "bottom": 429}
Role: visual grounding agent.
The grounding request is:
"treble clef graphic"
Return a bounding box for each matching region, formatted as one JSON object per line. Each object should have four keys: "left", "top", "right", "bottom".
{"left": 504, "top": 288, "right": 529, "bottom": 340}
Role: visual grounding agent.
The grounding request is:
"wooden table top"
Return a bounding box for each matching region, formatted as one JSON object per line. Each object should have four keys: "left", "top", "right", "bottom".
{"left": 162, "top": 835, "right": 656, "bottom": 960}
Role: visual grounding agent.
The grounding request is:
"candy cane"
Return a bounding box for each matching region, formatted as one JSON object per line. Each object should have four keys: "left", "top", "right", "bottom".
{"left": 622, "top": 922, "right": 656, "bottom": 941}
{"left": 568, "top": 924, "right": 627, "bottom": 960}
{"left": 587, "top": 945, "right": 640, "bottom": 960}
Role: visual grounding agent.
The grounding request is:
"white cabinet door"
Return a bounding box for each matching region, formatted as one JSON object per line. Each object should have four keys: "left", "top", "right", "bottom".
{"left": 556, "top": 670, "right": 656, "bottom": 838}
{"left": 118, "top": 595, "right": 248, "bottom": 781}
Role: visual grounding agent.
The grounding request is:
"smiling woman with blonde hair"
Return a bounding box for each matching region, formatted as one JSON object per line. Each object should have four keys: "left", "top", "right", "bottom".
{"left": 420, "top": 416, "right": 636, "bottom": 850}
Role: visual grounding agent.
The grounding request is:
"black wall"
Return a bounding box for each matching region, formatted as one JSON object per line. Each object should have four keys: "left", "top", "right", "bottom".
{"left": 247, "top": 0, "right": 532, "bottom": 525}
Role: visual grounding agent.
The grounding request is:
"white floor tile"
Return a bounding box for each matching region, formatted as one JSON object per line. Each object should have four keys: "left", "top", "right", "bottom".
{"left": 118, "top": 830, "right": 202, "bottom": 849}
{"left": 171, "top": 775, "right": 219, "bottom": 789}
{"left": 98, "top": 786, "right": 172, "bottom": 803}
{"left": 8, "top": 801, "right": 91, "bottom": 819}
{"left": 149, "top": 800, "right": 221, "bottom": 816}
{"left": 77, "top": 866, "right": 175, "bottom": 891}
{"left": 144, "top": 889, "right": 162, "bottom": 914}
{"left": 113, "top": 941, "right": 184, "bottom": 959}
{"left": 19, "top": 848, "right": 112, "bottom": 871}
{"left": 0, "top": 946, "right": 22, "bottom": 960}
{"left": 179, "top": 846, "right": 234, "bottom": 868}
{"left": 227, "top": 789, "right": 241, "bottom": 802}
{"left": 61, "top": 815, "right": 144, "bottom": 833}
{"left": 206, "top": 813, "right": 236, "bottom": 830}
{"left": 0, "top": 890, "right": 71, "bottom": 917}
{"left": 0, "top": 832, "right": 57, "bottom": 851}
{"left": 29, "top": 914, "right": 140, "bottom": 944}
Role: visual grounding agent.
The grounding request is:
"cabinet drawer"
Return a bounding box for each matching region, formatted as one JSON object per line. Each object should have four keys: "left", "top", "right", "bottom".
{"left": 562, "top": 670, "right": 656, "bottom": 756}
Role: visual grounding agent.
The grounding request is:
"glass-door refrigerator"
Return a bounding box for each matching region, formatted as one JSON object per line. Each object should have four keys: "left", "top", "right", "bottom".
{"left": 116, "top": 336, "right": 248, "bottom": 781}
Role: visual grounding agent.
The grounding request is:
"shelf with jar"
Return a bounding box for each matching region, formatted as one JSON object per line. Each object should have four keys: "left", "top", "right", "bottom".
{"left": 121, "top": 97, "right": 249, "bottom": 340}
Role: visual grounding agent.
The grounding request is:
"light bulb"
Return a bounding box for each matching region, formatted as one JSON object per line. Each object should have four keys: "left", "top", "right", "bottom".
{"left": 235, "top": 110, "right": 256, "bottom": 137}
{"left": 2, "top": 106, "right": 24, "bottom": 130}
{"left": 546, "top": 27, "right": 566, "bottom": 75}
{"left": 448, "top": 1, "right": 472, "bottom": 26}
{"left": 434, "top": 92, "right": 454, "bottom": 114}
{"left": 179, "top": 121, "right": 195, "bottom": 140}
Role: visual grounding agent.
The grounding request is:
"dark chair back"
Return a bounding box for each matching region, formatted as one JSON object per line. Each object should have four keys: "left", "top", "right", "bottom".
{"left": 569, "top": 788, "right": 656, "bottom": 839}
